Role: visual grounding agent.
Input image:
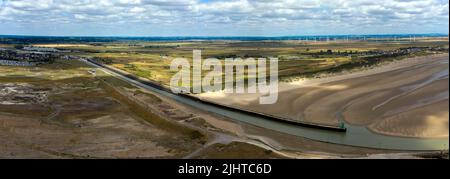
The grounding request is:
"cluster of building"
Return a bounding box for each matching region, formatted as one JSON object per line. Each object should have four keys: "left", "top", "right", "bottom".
{"left": 0, "top": 59, "right": 36, "bottom": 67}
{"left": 340, "top": 46, "right": 447, "bottom": 58}
{"left": 0, "top": 49, "right": 59, "bottom": 65}
{"left": 367, "top": 46, "right": 447, "bottom": 57}
{"left": 23, "top": 46, "right": 70, "bottom": 53}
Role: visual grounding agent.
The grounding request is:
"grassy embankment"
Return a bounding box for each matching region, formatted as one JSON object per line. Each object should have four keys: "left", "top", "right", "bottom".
{"left": 0, "top": 59, "right": 206, "bottom": 142}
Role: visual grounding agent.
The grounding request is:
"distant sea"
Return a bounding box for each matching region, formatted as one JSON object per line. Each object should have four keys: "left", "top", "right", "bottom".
{"left": 0, "top": 34, "right": 447, "bottom": 43}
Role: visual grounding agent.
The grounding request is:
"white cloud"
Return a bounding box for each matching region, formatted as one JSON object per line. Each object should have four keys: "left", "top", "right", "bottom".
{"left": 0, "top": 0, "right": 448, "bottom": 35}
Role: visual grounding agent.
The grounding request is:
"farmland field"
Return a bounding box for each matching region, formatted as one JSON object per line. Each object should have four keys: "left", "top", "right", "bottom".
{"left": 26, "top": 37, "right": 448, "bottom": 88}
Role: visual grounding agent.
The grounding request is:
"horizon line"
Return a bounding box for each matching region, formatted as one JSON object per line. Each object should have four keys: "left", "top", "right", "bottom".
{"left": 0, "top": 33, "right": 448, "bottom": 38}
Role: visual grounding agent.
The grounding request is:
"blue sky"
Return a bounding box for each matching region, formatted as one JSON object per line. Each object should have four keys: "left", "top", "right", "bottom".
{"left": 0, "top": 0, "right": 448, "bottom": 36}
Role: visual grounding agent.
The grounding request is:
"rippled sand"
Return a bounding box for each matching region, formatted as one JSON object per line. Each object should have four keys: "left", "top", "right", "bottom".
{"left": 197, "top": 54, "right": 449, "bottom": 138}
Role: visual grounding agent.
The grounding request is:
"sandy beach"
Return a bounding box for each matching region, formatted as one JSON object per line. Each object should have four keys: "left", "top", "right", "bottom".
{"left": 197, "top": 54, "right": 449, "bottom": 138}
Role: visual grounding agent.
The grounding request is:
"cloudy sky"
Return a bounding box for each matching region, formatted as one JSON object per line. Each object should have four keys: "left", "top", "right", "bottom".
{"left": 0, "top": 0, "right": 448, "bottom": 36}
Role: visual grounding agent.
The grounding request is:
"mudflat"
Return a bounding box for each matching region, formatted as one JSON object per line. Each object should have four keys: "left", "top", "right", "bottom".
{"left": 197, "top": 54, "right": 449, "bottom": 138}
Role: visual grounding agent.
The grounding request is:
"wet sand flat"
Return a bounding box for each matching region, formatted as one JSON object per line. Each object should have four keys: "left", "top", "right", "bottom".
{"left": 197, "top": 54, "right": 449, "bottom": 138}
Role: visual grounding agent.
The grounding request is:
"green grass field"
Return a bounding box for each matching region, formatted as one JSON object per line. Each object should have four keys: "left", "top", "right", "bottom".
{"left": 23, "top": 37, "right": 449, "bottom": 89}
